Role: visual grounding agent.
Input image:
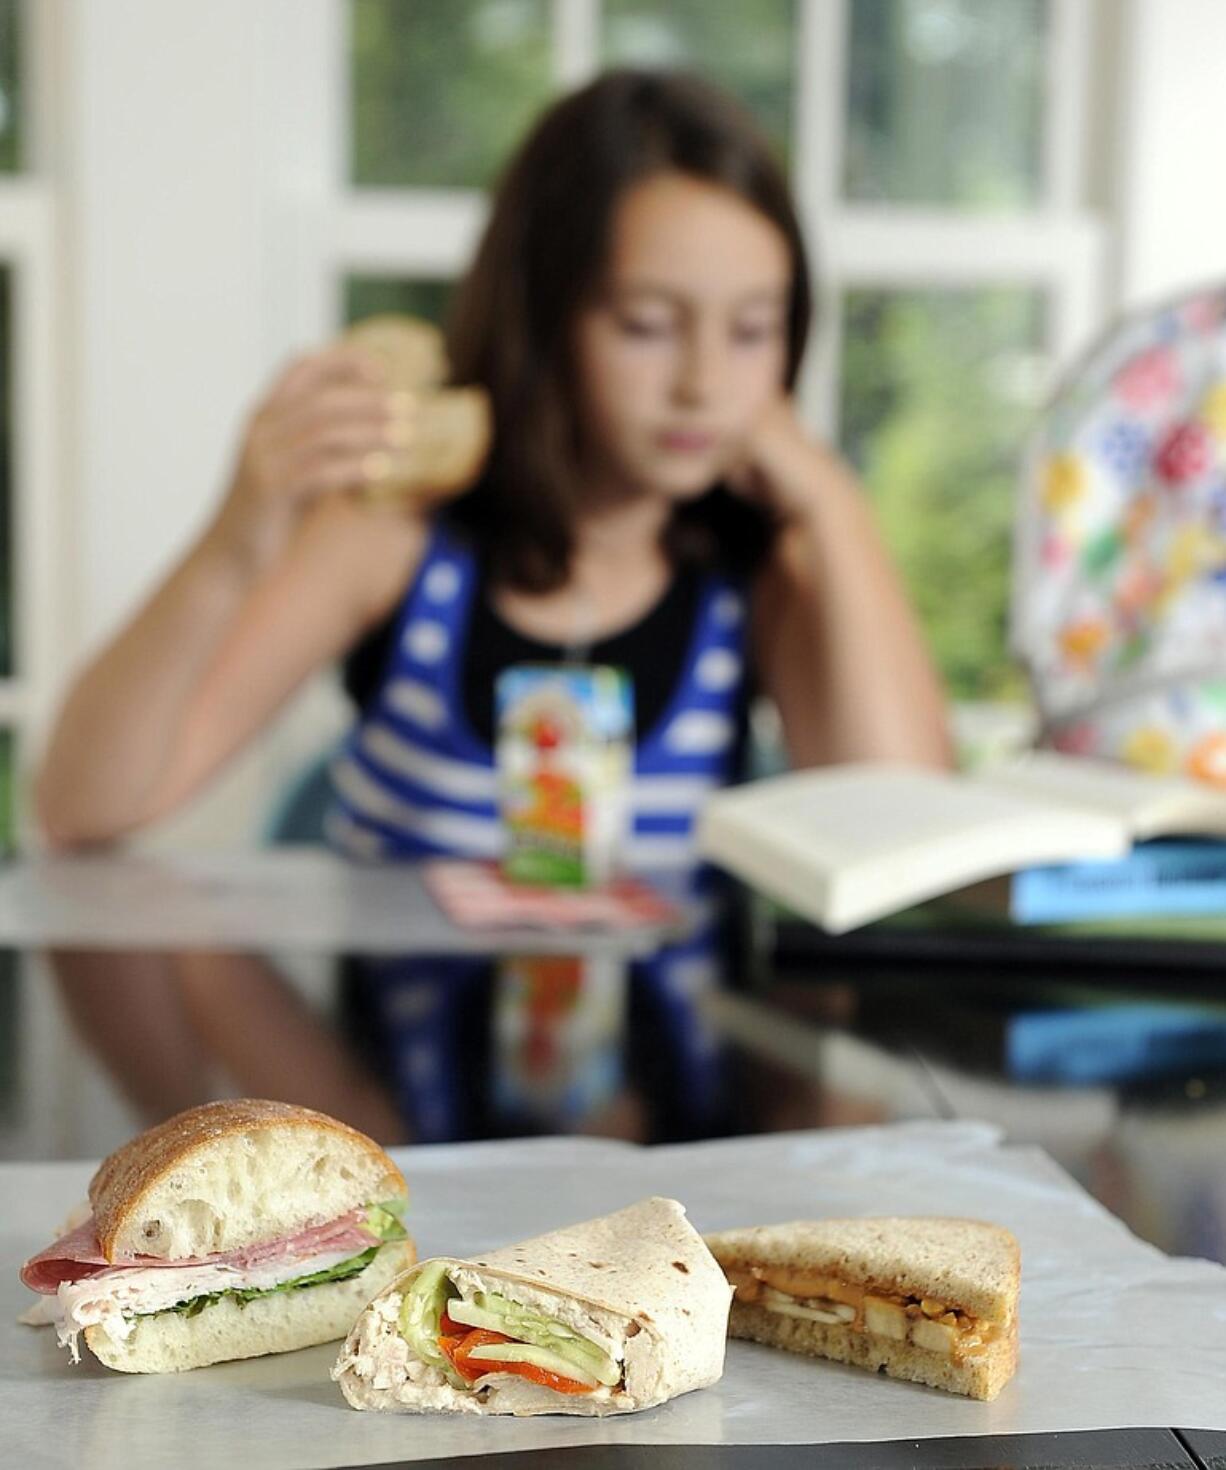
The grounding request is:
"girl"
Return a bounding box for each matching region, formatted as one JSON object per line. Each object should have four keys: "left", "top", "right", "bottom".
{"left": 36, "top": 70, "right": 950, "bottom": 859}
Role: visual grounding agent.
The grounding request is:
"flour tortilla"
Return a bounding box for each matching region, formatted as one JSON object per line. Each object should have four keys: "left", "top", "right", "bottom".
{"left": 333, "top": 1196, "right": 732, "bottom": 1417}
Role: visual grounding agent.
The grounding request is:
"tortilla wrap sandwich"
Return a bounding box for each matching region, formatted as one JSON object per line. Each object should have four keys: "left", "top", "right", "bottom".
{"left": 333, "top": 1195, "right": 732, "bottom": 1416}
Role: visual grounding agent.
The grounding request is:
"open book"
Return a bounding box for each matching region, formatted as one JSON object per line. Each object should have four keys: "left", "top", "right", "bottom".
{"left": 695, "top": 752, "right": 1226, "bottom": 934}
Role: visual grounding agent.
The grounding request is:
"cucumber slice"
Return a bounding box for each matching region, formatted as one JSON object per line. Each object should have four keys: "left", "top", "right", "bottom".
{"left": 446, "top": 1292, "right": 620, "bottom": 1385}
{"left": 445, "top": 1299, "right": 512, "bottom": 1334}
{"left": 447, "top": 1296, "right": 576, "bottom": 1342}
{"left": 399, "top": 1263, "right": 464, "bottom": 1387}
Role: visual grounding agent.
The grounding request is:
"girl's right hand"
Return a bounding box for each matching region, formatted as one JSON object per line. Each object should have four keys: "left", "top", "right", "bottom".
{"left": 209, "top": 346, "right": 415, "bottom": 573}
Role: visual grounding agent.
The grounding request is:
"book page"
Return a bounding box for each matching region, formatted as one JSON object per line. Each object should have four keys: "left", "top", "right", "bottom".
{"left": 703, "top": 764, "right": 1122, "bottom": 864}
{"left": 981, "top": 751, "right": 1226, "bottom": 838}
{"left": 697, "top": 764, "right": 1129, "bottom": 931}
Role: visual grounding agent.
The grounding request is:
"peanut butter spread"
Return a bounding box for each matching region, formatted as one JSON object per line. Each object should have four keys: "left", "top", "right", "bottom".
{"left": 723, "top": 1266, "right": 1004, "bottom": 1363}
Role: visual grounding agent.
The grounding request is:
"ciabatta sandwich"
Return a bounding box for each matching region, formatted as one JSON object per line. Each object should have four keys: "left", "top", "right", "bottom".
{"left": 333, "top": 1197, "right": 731, "bottom": 1416}
{"left": 704, "top": 1217, "right": 1019, "bottom": 1401}
{"left": 20, "top": 1099, "right": 414, "bottom": 1372}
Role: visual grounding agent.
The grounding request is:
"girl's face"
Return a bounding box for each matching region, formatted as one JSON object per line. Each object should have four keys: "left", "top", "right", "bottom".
{"left": 573, "top": 170, "right": 792, "bottom": 505}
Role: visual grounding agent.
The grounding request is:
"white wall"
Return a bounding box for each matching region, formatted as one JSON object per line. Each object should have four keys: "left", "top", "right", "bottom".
{"left": 55, "top": 0, "right": 344, "bottom": 847}
{"left": 64, "top": 1, "right": 276, "bottom": 652}
{"left": 1113, "top": 0, "right": 1226, "bottom": 309}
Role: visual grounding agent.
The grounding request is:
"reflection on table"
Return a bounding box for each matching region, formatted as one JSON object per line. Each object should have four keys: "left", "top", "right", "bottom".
{"left": 6, "top": 908, "right": 1226, "bottom": 1269}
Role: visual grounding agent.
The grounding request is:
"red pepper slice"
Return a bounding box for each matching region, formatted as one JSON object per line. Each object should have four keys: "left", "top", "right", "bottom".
{"left": 438, "top": 1326, "right": 594, "bottom": 1394}
{"left": 479, "top": 1360, "right": 595, "bottom": 1395}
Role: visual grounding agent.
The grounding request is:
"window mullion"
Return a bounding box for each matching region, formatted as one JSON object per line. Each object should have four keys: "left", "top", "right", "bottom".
{"left": 827, "top": 208, "right": 1102, "bottom": 284}
{"left": 4, "top": 203, "right": 59, "bottom": 849}
{"left": 794, "top": 0, "right": 847, "bottom": 214}
{"left": 263, "top": 0, "right": 344, "bottom": 346}
{"left": 552, "top": 0, "right": 601, "bottom": 90}
{"left": 332, "top": 191, "right": 488, "bottom": 280}
{"left": 1044, "top": 0, "right": 1093, "bottom": 213}
{"left": 0, "top": 682, "right": 35, "bottom": 722}
{"left": 794, "top": 0, "right": 849, "bottom": 438}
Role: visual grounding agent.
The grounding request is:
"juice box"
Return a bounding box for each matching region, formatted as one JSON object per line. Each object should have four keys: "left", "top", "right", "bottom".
{"left": 495, "top": 664, "right": 634, "bottom": 887}
{"left": 492, "top": 953, "right": 627, "bottom": 1128}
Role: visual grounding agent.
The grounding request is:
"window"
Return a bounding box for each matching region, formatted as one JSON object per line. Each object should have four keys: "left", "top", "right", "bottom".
{"left": 0, "top": 263, "right": 11, "bottom": 678}
{"left": 344, "top": 274, "right": 454, "bottom": 331}
{"left": 841, "top": 287, "right": 1046, "bottom": 700}
{"left": 0, "top": 0, "right": 55, "bottom": 852}
{"left": 333, "top": 0, "right": 1100, "bottom": 719}
{"left": 302, "top": 1, "right": 1104, "bottom": 726}
{"left": 601, "top": 0, "right": 797, "bottom": 158}
{"left": 0, "top": 6, "right": 15, "bottom": 847}
{"left": 349, "top": 0, "right": 553, "bottom": 188}
{"left": 0, "top": 0, "right": 20, "bottom": 173}
{"left": 825, "top": 0, "right": 1098, "bottom": 713}
{"left": 844, "top": 0, "right": 1048, "bottom": 208}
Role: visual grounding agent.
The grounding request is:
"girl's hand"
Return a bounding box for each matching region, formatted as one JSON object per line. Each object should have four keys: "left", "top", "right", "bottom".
{"left": 209, "top": 348, "right": 416, "bottom": 572}
{"left": 726, "top": 395, "right": 846, "bottom": 525}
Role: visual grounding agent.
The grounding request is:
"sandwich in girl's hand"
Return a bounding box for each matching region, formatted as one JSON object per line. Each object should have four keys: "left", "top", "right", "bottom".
{"left": 19, "top": 1099, "right": 413, "bottom": 1373}
{"left": 333, "top": 1197, "right": 731, "bottom": 1416}
{"left": 342, "top": 313, "right": 491, "bottom": 505}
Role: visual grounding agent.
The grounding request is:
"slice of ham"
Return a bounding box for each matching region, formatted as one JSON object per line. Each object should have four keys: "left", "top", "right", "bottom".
{"left": 21, "top": 1207, "right": 379, "bottom": 1294}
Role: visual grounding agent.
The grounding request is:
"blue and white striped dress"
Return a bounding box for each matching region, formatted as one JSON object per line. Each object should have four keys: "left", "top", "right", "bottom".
{"left": 325, "top": 519, "right": 750, "bottom": 871}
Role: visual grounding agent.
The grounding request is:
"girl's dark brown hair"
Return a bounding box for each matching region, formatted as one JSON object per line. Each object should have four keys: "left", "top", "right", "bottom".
{"left": 446, "top": 67, "right": 813, "bottom": 591}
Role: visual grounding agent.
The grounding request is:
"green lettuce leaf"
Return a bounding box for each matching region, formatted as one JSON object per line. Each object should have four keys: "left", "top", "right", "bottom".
{"left": 144, "top": 1245, "right": 383, "bottom": 1321}
{"left": 365, "top": 1200, "right": 409, "bottom": 1243}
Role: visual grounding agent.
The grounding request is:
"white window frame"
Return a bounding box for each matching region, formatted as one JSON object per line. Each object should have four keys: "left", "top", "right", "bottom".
{"left": 278, "top": 0, "right": 1106, "bottom": 406}
{"left": 0, "top": 0, "right": 63, "bottom": 837}
{"left": 794, "top": 0, "right": 1102, "bottom": 434}
{"left": 267, "top": 0, "right": 1105, "bottom": 759}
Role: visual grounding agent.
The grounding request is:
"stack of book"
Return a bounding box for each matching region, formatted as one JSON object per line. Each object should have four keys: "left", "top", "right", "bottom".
{"left": 696, "top": 752, "right": 1226, "bottom": 933}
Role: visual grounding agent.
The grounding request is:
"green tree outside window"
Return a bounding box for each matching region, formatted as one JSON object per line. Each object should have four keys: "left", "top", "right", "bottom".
{"left": 350, "top": 0, "right": 553, "bottom": 188}
{"left": 845, "top": 0, "right": 1047, "bottom": 208}
{"left": 841, "top": 288, "right": 1047, "bottom": 701}
{"left": 0, "top": 0, "right": 21, "bottom": 173}
{"left": 600, "top": 0, "right": 796, "bottom": 161}
{"left": 345, "top": 275, "right": 454, "bottom": 331}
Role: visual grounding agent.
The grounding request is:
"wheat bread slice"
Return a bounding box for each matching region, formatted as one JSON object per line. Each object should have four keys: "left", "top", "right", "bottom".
{"left": 727, "top": 1297, "right": 1016, "bottom": 1400}
{"left": 704, "top": 1217, "right": 1019, "bottom": 1323}
{"left": 89, "top": 1099, "right": 406, "bottom": 1262}
{"left": 705, "top": 1217, "right": 1019, "bottom": 1401}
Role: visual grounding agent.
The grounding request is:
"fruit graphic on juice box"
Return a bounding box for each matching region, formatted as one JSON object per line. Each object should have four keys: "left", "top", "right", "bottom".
{"left": 496, "top": 666, "right": 633, "bottom": 888}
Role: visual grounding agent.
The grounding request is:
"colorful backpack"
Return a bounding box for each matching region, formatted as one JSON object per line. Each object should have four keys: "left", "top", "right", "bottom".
{"left": 1011, "top": 283, "right": 1226, "bottom": 785}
